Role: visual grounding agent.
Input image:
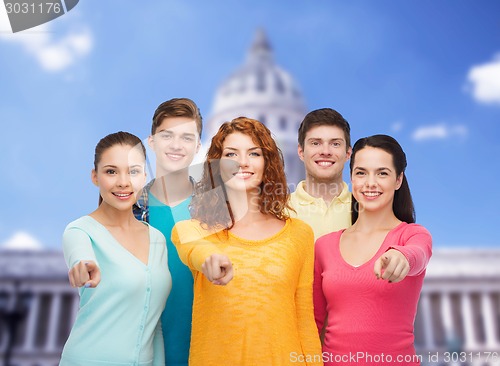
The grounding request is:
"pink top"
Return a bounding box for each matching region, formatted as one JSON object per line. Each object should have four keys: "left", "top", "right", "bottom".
{"left": 313, "top": 222, "right": 432, "bottom": 366}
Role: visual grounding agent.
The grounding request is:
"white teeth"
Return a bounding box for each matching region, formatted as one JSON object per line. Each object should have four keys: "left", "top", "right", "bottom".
{"left": 114, "top": 193, "right": 131, "bottom": 197}
{"left": 235, "top": 172, "right": 253, "bottom": 177}
{"left": 317, "top": 161, "right": 333, "bottom": 166}
{"left": 363, "top": 192, "right": 380, "bottom": 197}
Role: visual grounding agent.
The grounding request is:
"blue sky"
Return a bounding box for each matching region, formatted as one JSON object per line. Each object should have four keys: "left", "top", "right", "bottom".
{"left": 0, "top": 1, "right": 499, "bottom": 250}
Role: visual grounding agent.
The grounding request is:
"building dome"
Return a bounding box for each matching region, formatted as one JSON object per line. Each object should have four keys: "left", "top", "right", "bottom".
{"left": 207, "top": 29, "right": 307, "bottom": 185}
{"left": 211, "top": 29, "right": 306, "bottom": 117}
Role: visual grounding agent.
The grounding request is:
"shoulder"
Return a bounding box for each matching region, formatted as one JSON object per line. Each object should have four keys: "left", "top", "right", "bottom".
{"left": 288, "top": 217, "right": 311, "bottom": 229}
{"left": 394, "top": 222, "right": 432, "bottom": 244}
{"left": 285, "top": 219, "right": 316, "bottom": 251}
{"left": 64, "top": 216, "right": 94, "bottom": 233}
{"left": 287, "top": 218, "right": 313, "bottom": 237}
{"left": 173, "top": 218, "right": 205, "bottom": 232}
{"left": 287, "top": 190, "right": 300, "bottom": 211}
{"left": 289, "top": 181, "right": 310, "bottom": 202}
{"left": 280, "top": 220, "right": 314, "bottom": 257}
{"left": 288, "top": 188, "right": 299, "bottom": 201}
{"left": 398, "top": 222, "right": 431, "bottom": 236}
{"left": 62, "top": 216, "right": 96, "bottom": 246}
{"left": 290, "top": 180, "right": 306, "bottom": 194}
{"left": 172, "top": 219, "right": 214, "bottom": 243}
{"left": 315, "top": 229, "right": 343, "bottom": 249}
{"left": 65, "top": 215, "right": 87, "bottom": 228}
{"left": 317, "top": 229, "right": 343, "bottom": 241}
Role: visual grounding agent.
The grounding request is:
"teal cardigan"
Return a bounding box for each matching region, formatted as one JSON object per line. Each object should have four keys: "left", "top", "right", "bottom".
{"left": 60, "top": 216, "right": 171, "bottom": 366}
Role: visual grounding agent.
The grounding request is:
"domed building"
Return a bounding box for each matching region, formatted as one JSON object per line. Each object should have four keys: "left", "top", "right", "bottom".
{"left": 206, "top": 29, "right": 306, "bottom": 186}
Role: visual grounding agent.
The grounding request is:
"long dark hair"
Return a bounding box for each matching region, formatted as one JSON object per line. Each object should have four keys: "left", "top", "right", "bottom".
{"left": 94, "top": 131, "right": 146, "bottom": 206}
{"left": 350, "top": 134, "right": 415, "bottom": 224}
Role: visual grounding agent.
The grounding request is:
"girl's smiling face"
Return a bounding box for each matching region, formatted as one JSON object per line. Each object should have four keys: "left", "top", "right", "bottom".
{"left": 351, "top": 146, "right": 403, "bottom": 214}
{"left": 92, "top": 144, "right": 146, "bottom": 211}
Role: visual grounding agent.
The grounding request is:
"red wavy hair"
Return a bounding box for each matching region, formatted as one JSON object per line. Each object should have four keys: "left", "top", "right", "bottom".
{"left": 191, "top": 117, "right": 291, "bottom": 230}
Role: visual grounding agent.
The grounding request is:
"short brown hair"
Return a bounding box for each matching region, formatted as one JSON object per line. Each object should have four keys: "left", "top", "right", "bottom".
{"left": 151, "top": 98, "right": 203, "bottom": 137}
{"left": 298, "top": 108, "right": 351, "bottom": 149}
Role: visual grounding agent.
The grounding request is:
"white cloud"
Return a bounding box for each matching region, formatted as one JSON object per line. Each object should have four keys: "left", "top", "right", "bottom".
{"left": 1, "top": 231, "right": 44, "bottom": 251}
{"left": 466, "top": 54, "right": 500, "bottom": 105}
{"left": 0, "top": 4, "right": 92, "bottom": 72}
{"left": 35, "top": 29, "right": 92, "bottom": 71}
{"left": 412, "top": 124, "right": 468, "bottom": 142}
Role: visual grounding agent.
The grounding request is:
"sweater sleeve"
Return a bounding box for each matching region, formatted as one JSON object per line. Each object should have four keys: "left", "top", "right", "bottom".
{"left": 313, "top": 236, "right": 327, "bottom": 337}
{"left": 171, "top": 220, "right": 224, "bottom": 273}
{"left": 390, "top": 224, "right": 432, "bottom": 277}
{"left": 62, "top": 226, "right": 97, "bottom": 269}
{"left": 294, "top": 221, "right": 323, "bottom": 365}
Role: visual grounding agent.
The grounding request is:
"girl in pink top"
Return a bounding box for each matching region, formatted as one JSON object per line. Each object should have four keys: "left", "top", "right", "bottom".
{"left": 313, "top": 134, "right": 432, "bottom": 366}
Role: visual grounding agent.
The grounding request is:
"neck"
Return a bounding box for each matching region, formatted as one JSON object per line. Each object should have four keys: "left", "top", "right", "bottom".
{"left": 91, "top": 204, "right": 137, "bottom": 228}
{"left": 351, "top": 208, "right": 401, "bottom": 233}
{"left": 151, "top": 169, "right": 192, "bottom": 206}
{"left": 304, "top": 175, "right": 344, "bottom": 203}
{"left": 225, "top": 187, "right": 263, "bottom": 223}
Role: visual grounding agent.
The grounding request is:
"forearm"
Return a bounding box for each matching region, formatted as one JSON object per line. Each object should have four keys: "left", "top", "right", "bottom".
{"left": 296, "top": 284, "right": 323, "bottom": 365}
{"left": 297, "top": 236, "right": 323, "bottom": 364}
{"left": 390, "top": 225, "right": 432, "bottom": 276}
{"left": 172, "top": 221, "right": 225, "bottom": 272}
{"left": 174, "top": 239, "right": 222, "bottom": 272}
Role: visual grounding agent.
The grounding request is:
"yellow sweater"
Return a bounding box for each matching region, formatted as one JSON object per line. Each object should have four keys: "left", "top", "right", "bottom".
{"left": 172, "top": 218, "right": 323, "bottom": 366}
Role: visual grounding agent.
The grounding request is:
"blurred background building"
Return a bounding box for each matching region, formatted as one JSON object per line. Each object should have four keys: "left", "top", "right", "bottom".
{"left": 1, "top": 30, "right": 499, "bottom": 366}
{"left": 207, "top": 29, "right": 306, "bottom": 187}
{"left": 2, "top": 248, "right": 500, "bottom": 366}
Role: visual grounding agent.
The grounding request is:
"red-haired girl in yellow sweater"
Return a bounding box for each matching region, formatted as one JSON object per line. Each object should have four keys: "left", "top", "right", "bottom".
{"left": 173, "top": 117, "right": 323, "bottom": 366}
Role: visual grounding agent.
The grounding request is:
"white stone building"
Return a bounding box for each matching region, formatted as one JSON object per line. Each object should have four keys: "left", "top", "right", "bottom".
{"left": 414, "top": 249, "right": 500, "bottom": 365}
{"left": 0, "top": 250, "right": 76, "bottom": 366}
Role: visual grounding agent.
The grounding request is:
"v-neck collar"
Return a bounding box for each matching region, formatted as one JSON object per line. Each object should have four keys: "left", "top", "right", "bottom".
{"left": 337, "top": 222, "right": 406, "bottom": 270}
{"left": 85, "top": 215, "right": 152, "bottom": 267}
